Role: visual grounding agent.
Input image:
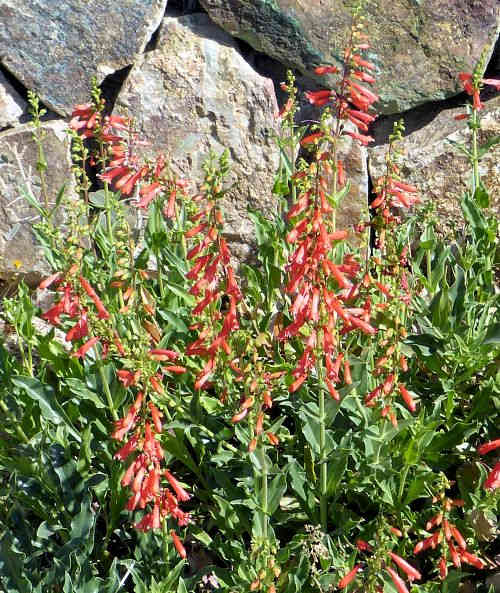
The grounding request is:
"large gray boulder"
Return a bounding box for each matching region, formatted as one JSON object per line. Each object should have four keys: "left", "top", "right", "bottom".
{"left": 0, "top": 121, "right": 73, "bottom": 282}
{"left": 114, "top": 13, "right": 280, "bottom": 259}
{"left": 199, "top": 0, "right": 499, "bottom": 114}
{"left": 0, "top": 0, "right": 167, "bottom": 116}
{"left": 369, "top": 96, "right": 500, "bottom": 229}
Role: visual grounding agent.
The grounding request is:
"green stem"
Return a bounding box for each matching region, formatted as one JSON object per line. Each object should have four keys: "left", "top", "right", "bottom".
{"left": 175, "top": 201, "right": 187, "bottom": 261}
{"left": 258, "top": 443, "right": 268, "bottom": 539}
{"left": 162, "top": 517, "right": 170, "bottom": 567}
{"left": 374, "top": 420, "right": 387, "bottom": 465}
{"left": 103, "top": 182, "right": 114, "bottom": 248}
{"left": 398, "top": 464, "right": 409, "bottom": 503}
{"left": 35, "top": 130, "right": 49, "bottom": 211}
{"left": 471, "top": 108, "right": 480, "bottom": 195}
{"left": 0, "top": 399, "right": 30, "bottom": 443}
{"left": 426, "top": 249, "right": 432, "bottom": 286}
{"left": 155, "top": 202, "right": 166, "bottom": 299}
{"left": 97, "top": 360, "right": 118, "bottom": 420}
{"left": 317, "top": 362, "right": 328, "bottom": 530}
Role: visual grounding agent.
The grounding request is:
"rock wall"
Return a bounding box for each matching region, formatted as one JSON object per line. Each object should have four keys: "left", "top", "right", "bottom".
{"left": 0, "top": 0, "right": 499, "bottom": 281}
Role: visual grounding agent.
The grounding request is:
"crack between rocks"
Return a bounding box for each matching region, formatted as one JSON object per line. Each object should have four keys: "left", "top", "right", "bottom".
{"left": 0, "top": 62, "right": 57, "bottom": 128}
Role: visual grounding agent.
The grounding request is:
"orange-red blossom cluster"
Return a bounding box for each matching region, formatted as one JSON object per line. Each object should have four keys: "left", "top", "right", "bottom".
{"left": 338, "top": 536, "right": 421, "bottom": 593}
{"left": 414, "top": 496, "right": 485, "bottom": 579}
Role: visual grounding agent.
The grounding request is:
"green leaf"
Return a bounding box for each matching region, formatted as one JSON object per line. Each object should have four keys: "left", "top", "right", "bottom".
{"left": 88, "top": 190, "right": 106, "bottom": 209}
{"left": 64, "top": 378, "right": 106, "bottom": 408}
{"left": 449, "top": 266, "right": 466, "bottom": 322}
{"left": 191, "top": 527, "right": 213, "bottom": 547}
{"left": 419, "top": 224, "right": 436, "bottom": 250}
{"left": 268, "top": 473, "right": 287, "bottom": 515}
{"left": 461, "top": 193, "right": 487, "bottom": 237}
{"left": 404, "top": 472, "right": 433, "bottom": 504}
{"left": 12, "top": 376, "right": 79, "bottom": 440}
{"left": 430, "top": 246, "right": 451, "bottom": 292}
{"left": 0, "top": 534, "right": 33, "bottom": 593}
{"left": 19, "top": 184, "right": 48, "bottom": 218}
{"left": 483, "top": 323, "right": 500, "bottom": 345}
{"left": 326, "top": 450, "right": 348, "bottom": 498}
{"left": 157, "top": 309, "right": 189, "bottom": 332}
{"left": 165, "top": 282, "right": 195, "bottom": 306}
{"left": 478, "top": 135, "right": 500, "bottom": 158}
{"left": 49, "top": 183, "right": 67, "bottom": 218}
{"left": 330, "top": 180, "right": 351, "bottom": 208}
{"left": 278, "top": 143, "right": 294, "bottom": 177}
{"left": 288, "top": 460, "right": 307, "bottom": 501}
{"left": 473, "top": 183, "right": 490, "bottom": 208}
{"left": 446, "top": 138, "right": 472, "bottom": 158}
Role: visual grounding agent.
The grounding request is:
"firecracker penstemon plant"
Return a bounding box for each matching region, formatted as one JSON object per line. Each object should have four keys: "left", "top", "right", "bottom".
{"left": 1, "top": 6, "right": 499, "bottom": 593}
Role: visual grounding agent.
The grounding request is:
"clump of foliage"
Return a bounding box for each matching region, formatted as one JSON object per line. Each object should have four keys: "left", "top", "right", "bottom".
{"left": 0, "top": 7, "right": 499, "bottom": 593}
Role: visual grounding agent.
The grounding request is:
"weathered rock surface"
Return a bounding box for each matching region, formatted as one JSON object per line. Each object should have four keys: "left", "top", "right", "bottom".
{"left": 199, "top": 0, "right": 500, "bottom": 114}
{"left": 368, "top": 96, "right": 500, "bottom": 229}
{"left": 296, "top": 99, "right": 369, "bottom": 238}
{"left": 327, "top": 121, "right": 369, "bottom": 236}
{"left": 0, "top": 71, "right": 27, "bottom": 129}
{"left": 0, "top": 0, "right": 167, "bottom": 116}
{"left": 0, "top": 121, "right": 73, "bottom": 282}
{"left": 115, "top": 13, "right": 280, "bottom": 259}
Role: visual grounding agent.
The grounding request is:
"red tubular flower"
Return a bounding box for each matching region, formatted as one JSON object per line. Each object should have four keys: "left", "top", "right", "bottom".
{"left": 149, "top": 402, "right": 163, "bottom": 432}
{"left": 414, "top": 533, "right": 439, "bottom": 554}
{"left": 477, "top": 439, "right": 500, "bottom": 455}
{"left": 337, "top": 564, "right": 362, "bottom": 589}
{"left": 300, "top": 132, "right": 323, "bottom": 146}
{"left": 450, "top": 525, "right": 467, "bottom": 550}
{"left": 398, "top": 384, "right": 416, "bottom": 412}
{"left": 460, "top": 551, "right": 485, "bottom": 569}
{"left": 112, "top": 392, "right": 143, "bottom": 441}
{"left": 289, "top": 375, "right": 307, "bottom": 393}
{"left": 149, "top": 349, "right": 179, "bottom": 361}
{"left": 163, "top": 365, "right": 187, "bottom": 374}
{"left": 266, "top": 432, "right": 280, "bottom": 446}
{"left": 386, "top": 566, "right": 409, "bottom": 593}
{"left": 69, "top": 103, "right": 98, "bottom": 137}
{"left": 79, "top": 276, "right": 110, "bottom": 320}
{"left": 348, "top": 315, "right": 377, "bottom": 335}
{"left": 71, "top": 336, "right": 99, "bottom": 358}
{"left": 114, "top": 435, "right": 139, "bottom": 461}
{"left": 164, "top": 470, "right": 191, "bottom": 502}
{"left": 171, "top": 530, "right": 187, "bottom": 559}
{"left": 117, "top": 369, "right": 141, "bottom": 387}
{"left": 389, "top": 552, "right": 421, "bottom": 581}
{"left": 484, "top": 461, "right": 500, "bottom": 490}
{"left": 231, "top": 408, "right": 249, "bottom": 423}
{"left": 439, "top": 557, "right": 448, "bottom": 579}
{"left": 100, "top": 165, "right": 130, "bottom": 183}
{"left": 356, "top": 539, "right": 372, "bottom": 552}
{"left": 458, "top": 72, "right": 474, "bottom": 94}
{"left": 137, "top": 182, "right": 162, "bottom": 208}
{"left": 343, "top": 130, "right": 374, "bottom": 146}
{"left": 38, "top": 272, "right": 61, "bottom": 290}
{"left": 314, "top": 65, "right": 339, "bottom": 75}
{"left": 482, "top": 77, "right": 500, "bottom": 90}
{"left": 305, "top": 89, "right": 333, "bottom": 106}
{"left": 65, "top": 313, "right": 88, "bottom": 342}
{"left": 448, "top": 540, "right": 461, "bottom": 568}
{"left": 426, "top": 512, "right": 443, "bottom": 530}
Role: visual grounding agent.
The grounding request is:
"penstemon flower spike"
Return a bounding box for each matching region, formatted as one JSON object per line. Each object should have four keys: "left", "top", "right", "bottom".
{"left": 414, "top": 482, "right": 486, "bottom": 578}
{"left": 337, "top": 522, "right": 419, "bottom": 592}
